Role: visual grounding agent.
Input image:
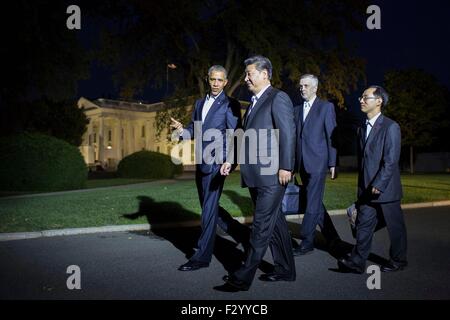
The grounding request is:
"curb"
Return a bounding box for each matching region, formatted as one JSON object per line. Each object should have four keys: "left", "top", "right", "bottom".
{"left": 1, "top": 200, "right": 449, "bottom": 242}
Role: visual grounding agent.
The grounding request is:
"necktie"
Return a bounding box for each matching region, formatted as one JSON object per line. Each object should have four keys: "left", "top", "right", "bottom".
{"left": 365, "top": 120, "right": 372, "bottom": 140}
{"left": 303, "top": 101, "right": 310, "bottom": 122}
{"left": 247, "top": 96, "right": 257, "bottom": 116}
{"left": 245, "top": 96, "right": 257, "bottom": 125}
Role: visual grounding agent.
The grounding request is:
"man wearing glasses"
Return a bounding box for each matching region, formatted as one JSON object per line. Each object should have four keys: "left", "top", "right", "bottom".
{"left": 338, "top": 85, "right": 408, "bottom": 274}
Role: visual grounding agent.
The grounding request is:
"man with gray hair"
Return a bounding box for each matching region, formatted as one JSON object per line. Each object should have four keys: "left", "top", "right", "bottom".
{"left": 170, "top": 65, "right": 249, "bottom": 272}
{"left": 292, "top": 74, "right": 341, "bottom": 256}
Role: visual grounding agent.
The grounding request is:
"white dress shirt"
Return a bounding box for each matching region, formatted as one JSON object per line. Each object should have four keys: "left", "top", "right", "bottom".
{"left": 366, "top": 112, "right": 382, "bottom": 140}
{"left": 201, "top": 91, "right": 223, "bottom": 123}
{"left": 303, "top": 95, "right": 316, "bottom": 122}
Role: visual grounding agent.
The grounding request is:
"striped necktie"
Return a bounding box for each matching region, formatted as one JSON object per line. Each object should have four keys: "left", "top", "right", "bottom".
{"left": 303, "top": 101, "right": 311, "bottom": 122}
{"left": 245, "top": 96, "right": 258, "bottom": 125}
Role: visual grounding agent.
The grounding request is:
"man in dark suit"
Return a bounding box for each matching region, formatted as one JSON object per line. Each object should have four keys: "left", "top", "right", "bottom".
{"left": 170, "top": 65, "right": 249, "bottom": 272}
{"left": 338, "top": 85, "right": 408, "bottom": 273}
{"left": 293, "top": 74, "right": 340, "bottom": 256}
{"left": 219, "top": 55, "right": 296, "bottom": 291}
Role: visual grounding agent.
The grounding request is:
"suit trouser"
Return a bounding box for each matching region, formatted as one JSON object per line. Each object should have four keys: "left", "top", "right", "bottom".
{"left": 350, "top": 201, "right": 408, "bottom": 269}
{"left": 233, "top": 184, "right": 296, "bottom": 286}
{"left": 191, "top": 167, "right": 250, "bottom": 263}
{"left": 299, "top": 165, "right": 340, "bottom": 248}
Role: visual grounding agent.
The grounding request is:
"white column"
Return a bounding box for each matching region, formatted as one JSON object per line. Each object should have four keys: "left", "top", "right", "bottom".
{"left": 127, "top": 121, "right": 133, "bottom": 155}
{"left": 87, "top": 119, "right": 94, "bottom": 163}
{"left": 98, "top": 116, "right": 105, "bottom": 165}
{"left": 115, "top": 120, "right": 122, "bottom": 165}
{"left": 146, "top": 120, "right": 151, "bottom": 150}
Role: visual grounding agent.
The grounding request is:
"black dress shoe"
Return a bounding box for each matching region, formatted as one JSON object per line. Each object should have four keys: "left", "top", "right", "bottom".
{"left": 223, "top": 275, "right": 250, "bottom": 291}
{"left": 178, "top": 260, "right": 209, "bottom": 271}
{"left": 258, "top": 273, "right": 295, "bottom": 282}
{"left": 381, "top": 261, "right": 407, "bottom": 272}
{"left": 337, "top": 258, "right": 364, "bottom": 274}
{"left": 213, "top": 283, "right": 241, "bottom": 293}
{"left": 293, "top": 246, "right": 314, "bottom": 256}
{"left": 222, "top": 275, "right": 232, "bottom": 282}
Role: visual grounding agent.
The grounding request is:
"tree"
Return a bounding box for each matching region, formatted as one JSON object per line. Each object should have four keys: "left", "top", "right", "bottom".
{"left": 28, "top": 99, "right": 89, "bottom": 146}
{"left": 384, "top": 69, "right": 449, "bottom": 173}
{"left": 1, "top": 99, "right": 88, "bottom": 146}
{"left": 95, "top": 0, "right": 368, "bottom": 137}
{"left": 97, "top": 0, "right": 368, "bottom": 104}
{"left": 154, "top": 92, "right": 196, "bottom": 142}
{"left": 0, "top": 0, "right": 89, "bottom": 142}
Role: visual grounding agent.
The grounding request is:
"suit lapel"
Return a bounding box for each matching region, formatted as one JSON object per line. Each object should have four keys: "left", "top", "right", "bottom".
{"left": 364, "top": 114, "right": 384, "bottom": 149}
{"left": 203, "top": 92, "right": 226, "bottom": 126}
{"left": 245, "top": 86, "right": 273, "bottom": 128}
{"left": 242, "top": 104, "right": 250, "bottom": 127}
{"left": 196, "top": 97, "right": 206, "bottom": 121}
{"left": 294, "top": 105, "right": 303, "bottom": 133}
{"left": 302, "top": 98, "right": 319, "bottom": 128}
{"left": 297, "top": 105, "right": 304, "bottom": 131}
{"left": 359, "top": 124, "right": 366, "bottom": 150}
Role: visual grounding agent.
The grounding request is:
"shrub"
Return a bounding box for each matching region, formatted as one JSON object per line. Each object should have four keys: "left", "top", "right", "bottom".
{"left": 117, "top": 150, "right": 183, "bottom": 179}
{"left": 0, "top": 133, "right": 87, "bottom": 191}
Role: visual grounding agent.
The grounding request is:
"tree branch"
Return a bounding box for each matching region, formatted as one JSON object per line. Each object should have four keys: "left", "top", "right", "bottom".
{"left": 228, "top": 77, "right": 242, "bottom": 97}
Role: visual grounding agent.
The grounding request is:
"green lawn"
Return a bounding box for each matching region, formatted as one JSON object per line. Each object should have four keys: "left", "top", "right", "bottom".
{"left": 0, "top": 173, "right": 449, "bottom": 233}
{"left": 0, "top": 178, "right": 155, "bottom": 197}
{"left": 85, "top": 178, "right": 155, "bottom": 189}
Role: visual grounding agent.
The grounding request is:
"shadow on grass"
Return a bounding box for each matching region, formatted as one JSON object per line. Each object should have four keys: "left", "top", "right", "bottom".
{"left": 122, "top": 195, "right": 273, "bottom": 274}
{"left": 122, "top": 195, "right": 199, "bottom": 224}
{"left": 222, "top": 190, "right": 254, "bottom": 217}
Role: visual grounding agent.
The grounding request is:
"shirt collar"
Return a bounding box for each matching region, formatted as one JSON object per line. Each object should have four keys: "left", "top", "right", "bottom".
{"left": 304, "top": 95, "right": 317, "bottom": 107}
{"left": 254, "top": 84, "right": 271, "bottom": 100}
{"left": 206, "top": 90, "right": 223, "bottom": 101}
{"left": 367, "top": 112, "right": 382, "bottom": 126}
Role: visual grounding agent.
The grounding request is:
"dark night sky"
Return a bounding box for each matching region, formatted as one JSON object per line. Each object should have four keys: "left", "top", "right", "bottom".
{"left": 349, "top": 1, "right": 450, "bottom": 89}
{"left": 77, "top": 0, "right": 450, "bottom": 109}
{"left": 343, "top": 0, "right": 450, "bottom": 114}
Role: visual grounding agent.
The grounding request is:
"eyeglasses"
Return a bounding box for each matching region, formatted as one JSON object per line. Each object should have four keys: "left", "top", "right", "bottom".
{"left": 358, "top": 96, "right": 378, "bottom": 102}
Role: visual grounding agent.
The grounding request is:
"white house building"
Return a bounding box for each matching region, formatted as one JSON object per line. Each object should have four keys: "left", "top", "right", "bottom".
{"left": 77, "top": 97, "right": 194, "bottom": 170}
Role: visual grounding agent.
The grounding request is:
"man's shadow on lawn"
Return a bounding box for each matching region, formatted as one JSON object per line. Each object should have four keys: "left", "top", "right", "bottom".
{"left": 121, "top": 196, "right": 273, "bottom": 274}
{"left": 222, "top": 190, "right": 254, "bottom": 217}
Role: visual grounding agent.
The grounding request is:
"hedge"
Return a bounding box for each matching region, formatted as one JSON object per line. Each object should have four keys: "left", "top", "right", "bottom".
{"left": 0, "top": 133, "right": 87, "bottom": 191}
{"left": 117, "top": 150, "right": 183, "bottom": 179}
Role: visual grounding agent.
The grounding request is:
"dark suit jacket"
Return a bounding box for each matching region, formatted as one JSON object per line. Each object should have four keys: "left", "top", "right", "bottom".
{"left": 294, "top": 97, "right": 337, "bottom": 174}
{"left": 239, "top": 86, "right": 296, "bottom": 188}
{"left": 183, "top": 92, "right": 241, "bottom": 174}
{"left": 357, "top": 114, "right": 403, "bottom": 203}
